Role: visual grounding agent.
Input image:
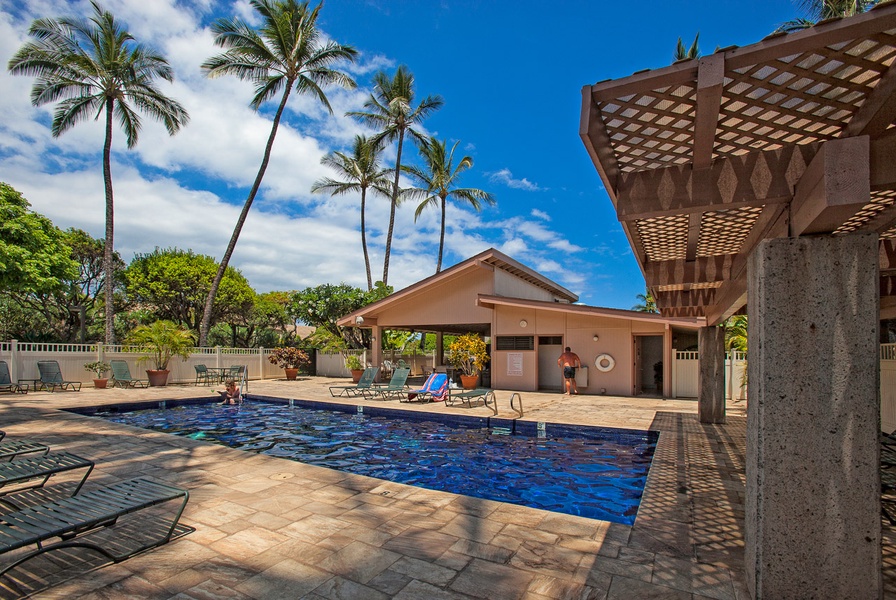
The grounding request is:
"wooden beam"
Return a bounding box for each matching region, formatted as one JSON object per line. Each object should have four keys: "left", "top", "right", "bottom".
{"left": 842, "top": 60, "right": 896, "bottom": 139}
{"left": 791, "top": 136, "right": 870, "bottom": 236}
{"left": 685, "top": 213, "right": 701, "bottom": 261}
{"left": 703, "top": 279, "right": 748, "bottom": 326}
{"left": 589, "top": 60, "right": 697, "bottom": 103}
{"left": 645, "top": 254, "right": 736, "bottom": 288}
{"left": 693, "top": 54, "right": 724, "bottom": 170}
{"left": 870, "top": 132, "right": 896, "bottom": 191}
{"left": 579, "top": 88, "right": 620, "bottom": 205}
{"left": 616, "top": 143, "right": 816, "bottom": 219}
{"left": 881, "top": 238, "right": 896, "bottom": 272}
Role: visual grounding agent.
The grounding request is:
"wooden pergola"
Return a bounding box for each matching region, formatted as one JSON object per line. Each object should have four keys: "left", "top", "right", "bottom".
{"left": 580, "top": 3, "right": 896, "bottom": 325}
{"left": 580, "top": 6, "right": 896, "bottom": 598}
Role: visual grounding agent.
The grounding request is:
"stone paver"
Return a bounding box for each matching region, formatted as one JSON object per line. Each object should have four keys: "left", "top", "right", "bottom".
{"left": 0, "top": 376, "right": 887, "bottom": 598}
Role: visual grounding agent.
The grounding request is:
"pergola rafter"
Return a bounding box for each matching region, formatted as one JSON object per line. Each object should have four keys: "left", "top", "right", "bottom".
{"left": 581, "top": 3, "right": 896, "bottom": 323}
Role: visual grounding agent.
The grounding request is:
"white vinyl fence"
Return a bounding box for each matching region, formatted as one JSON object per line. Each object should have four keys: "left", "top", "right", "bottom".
{"left": 670, "top": 350, "right": 748, "bottom": 400}
{"left": 0, "top": 340, "right": 286, "bottom": 386}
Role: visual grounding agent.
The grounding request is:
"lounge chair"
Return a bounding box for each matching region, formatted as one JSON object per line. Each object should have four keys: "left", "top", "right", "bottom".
{"left": 329, "top": 367, "right": 379, "bottom": 397}
{"left": 0, "top": 477, "right": 189, "bottom": 583}
{"left": 447, "top": 387, "right": 495, "bottom": 408}
{"left": 0, "top": 452, "right": 95, "bottom": 503}
{"left": 363, "top": 367, "right": 411, "bottom": 400}
{"left": 400, "top": 373, "right": 449, "bottom": 403}
{"left": 110, "top": 360, "right": 148, "bottom": 388}
{"left": 36, "top": 361, "right": 81, "bottom": 392}
{"left": 0, "top": 440, "right": 49, "bottom": 461}
{"left": 0, "top": 362, "right": 25, "bottom": 394}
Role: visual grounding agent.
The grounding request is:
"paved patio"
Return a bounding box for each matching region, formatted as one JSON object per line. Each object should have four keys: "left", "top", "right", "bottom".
{"left": 0, "top": 378, "right": 888, "bottom": 599}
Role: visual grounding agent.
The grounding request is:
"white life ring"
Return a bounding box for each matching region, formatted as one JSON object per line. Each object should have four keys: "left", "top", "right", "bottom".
{"left": 595, "top": 354, "right": 615, "bottom": 372}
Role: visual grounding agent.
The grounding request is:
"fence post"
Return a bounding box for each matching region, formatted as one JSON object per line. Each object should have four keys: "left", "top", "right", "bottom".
{"left": 671, "top": 350, "right": 678, "bottom": 399}
{"left": 97, "top": 342, "right": 104, "bottom": 363}
{"left": 259, "top": 347, "right": 265, "bottom": 381}
{"left": 10, "top": 339, "right": 18, "bottom": 382}
{"left": 215, "top": 346, "right": 221, "bottom": 369}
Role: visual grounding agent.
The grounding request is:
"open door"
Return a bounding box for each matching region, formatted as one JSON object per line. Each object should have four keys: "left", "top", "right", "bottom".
{"left": 634, "top": 335, "right": 664, "bottom": 396}
{"left": 537, "top": 336, "right": 563, "bottom": 391}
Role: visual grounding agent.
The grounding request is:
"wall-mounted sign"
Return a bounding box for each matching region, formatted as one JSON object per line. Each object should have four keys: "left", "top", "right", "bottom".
{"left": 507, "top": 352, "right": 523, "bottom": 376}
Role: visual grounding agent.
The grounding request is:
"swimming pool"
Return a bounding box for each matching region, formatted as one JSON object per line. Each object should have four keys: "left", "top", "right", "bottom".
{"left": 91, "top": 399, "right": 658, "bottom": 525}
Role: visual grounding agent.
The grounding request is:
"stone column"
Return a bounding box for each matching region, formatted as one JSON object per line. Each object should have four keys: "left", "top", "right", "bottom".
{"left": 698, "top": 326, "right": 726, "bottom": 423}
{"left": 745, "top": 233, "right": 880, "bottom": 599}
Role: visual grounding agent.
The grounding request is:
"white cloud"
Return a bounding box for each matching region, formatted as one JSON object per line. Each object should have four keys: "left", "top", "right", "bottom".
{"left": 488, "top": 168, "right": 543, "bottom": 191}
{"left": 531, "top": 208, "right": 551, "bottom": 221}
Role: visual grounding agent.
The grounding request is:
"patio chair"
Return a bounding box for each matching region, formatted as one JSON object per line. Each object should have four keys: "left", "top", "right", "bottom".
{"left": 329, "top": 367, "right": 380, "bottom": 397}
{"left": 363, "top": 367, "right": 411, "bottom": 400}
{"left": 36, "top": 361, "right": 81, "bottom": 392}
{"left": 194, "top": 364, "right": 215, "bottom": 386}
{"left": 0, "top": 477, "right": 189, "bottom": 583}
{"left": 226, "top": 365, "right": 249, "bottom": 391}
{"left": 446, "top": 387, "right": 495, "bottom": 409}
{"left": 400, "top": 373, "right": 449, "bottom": 403}
{"left": 0, "top": 362, "right": 25, "bottom": 394}
{"left": 110, "top": 360, "right": 148, "bottom": 389}
{"left": 0, "top": 440, "right": 50, "bottom": 462}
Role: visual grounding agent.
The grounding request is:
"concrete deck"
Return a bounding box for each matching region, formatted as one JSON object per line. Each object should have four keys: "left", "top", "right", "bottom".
{"left": 0, "top": 378, "right": 888, "bottom": 599}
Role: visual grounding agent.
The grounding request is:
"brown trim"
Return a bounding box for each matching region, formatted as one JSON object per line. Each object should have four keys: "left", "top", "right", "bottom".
{"left": 476, "top": 295, "right": 705, "bottom": 327}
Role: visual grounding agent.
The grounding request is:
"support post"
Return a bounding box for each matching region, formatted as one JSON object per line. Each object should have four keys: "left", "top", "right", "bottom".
{"left": 698, "top": 326, "right": 726, "bottom": 423}
{"left": 745, "top": 233, "right": 880, "bottom": 599}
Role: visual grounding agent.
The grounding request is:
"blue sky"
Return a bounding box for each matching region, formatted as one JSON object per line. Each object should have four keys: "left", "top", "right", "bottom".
{"left": 0, "top": 0, "right": 804, "bottom": 309}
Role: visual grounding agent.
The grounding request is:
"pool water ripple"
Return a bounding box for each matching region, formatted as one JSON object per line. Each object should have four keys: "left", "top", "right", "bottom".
{"left": 102, "top": 401, "right": 657, "bottom": 525}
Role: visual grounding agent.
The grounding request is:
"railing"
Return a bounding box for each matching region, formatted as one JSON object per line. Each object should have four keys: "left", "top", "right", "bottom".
{"left": 883, "top": 343, "right": 896, "bottom": 361}
{"left": 0, "top": 340, "right": 288, "bottom": 386}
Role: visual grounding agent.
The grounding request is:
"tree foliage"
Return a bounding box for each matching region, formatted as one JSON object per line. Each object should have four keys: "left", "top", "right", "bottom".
{"left": 8, "top": 1, "right": 189, "bottom": 344}
{"left": 0, "top": 183, "right": 78, "bottom": 296}
{"left": 197, "top": 0, "right": 357, "bottom": 346}
{"left": 775, "top": 0, "right": 877, "bottom": 33}
{"left": 125, "top": 248, "right": 255, "bottom": 332}
{"left": 290, "top": 282, "right": 391, "bottom": 348}
{"left": 632, "top": 288, "right": 659, "bottom": 313}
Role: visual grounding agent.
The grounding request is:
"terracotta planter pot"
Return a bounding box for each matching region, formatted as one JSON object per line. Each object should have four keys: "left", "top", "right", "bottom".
{"left": 93, "top": 378, "right": 108, "bottom": 389}
{"left": 351, "top": 369, "right": 365, "bottom": 383}
{"left": 146, "top": 370, "right": 170, "bottom": 387}
{"left": 460, "top": 374, "right": 479, "bottom": 389}
{"left": 284, "top": 368, "right": 299, "bottom": 381}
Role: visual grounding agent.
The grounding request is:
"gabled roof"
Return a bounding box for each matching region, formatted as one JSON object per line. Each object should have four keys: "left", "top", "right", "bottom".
{"left": 337, "top": 248, "right": 578, "bottom": 327}
{"left": 476, "top": 295, "right": 706, "bottom": 328}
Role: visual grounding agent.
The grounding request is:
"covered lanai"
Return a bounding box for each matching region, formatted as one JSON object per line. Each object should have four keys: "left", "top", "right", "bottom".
{"left": 580, "top": 5, "right": 896, "bottom": 598}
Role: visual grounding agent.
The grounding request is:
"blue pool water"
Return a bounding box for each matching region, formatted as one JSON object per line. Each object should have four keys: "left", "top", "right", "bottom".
{"left": 97, "top": 400, "right": 657, "bottom": 525}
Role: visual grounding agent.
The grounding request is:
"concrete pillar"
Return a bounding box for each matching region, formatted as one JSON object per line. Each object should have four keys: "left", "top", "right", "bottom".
{"left": 371, "top": 326, "right": 383, "bottom": 380}
{"left": 436, "top": 332, "right": 444, "bottom": 366}
{"left": 698, "top": 326, "right": 726, "bottom": 423}
{"left": 745, "top": 233, "right": 880, "bottom": 599}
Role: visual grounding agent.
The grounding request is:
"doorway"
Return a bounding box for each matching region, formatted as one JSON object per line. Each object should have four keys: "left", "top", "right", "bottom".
{"left": 634, "top": 335, "right": 664, "bottom": 396}
{"left": 537, "top": 336, "right": 563, "bottom": 391}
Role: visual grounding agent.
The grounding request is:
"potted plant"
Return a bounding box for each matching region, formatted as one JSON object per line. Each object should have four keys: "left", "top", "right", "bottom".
{"left": 448, "top": 333, "right": 489, "bottom": 389}
{"left": 128, "top": 320, "right": 195, "bottom": 386}
{"left": 84, "top": 361, "right": 111, "bottom": 389}
{"left": 344, "top": 354, "right": 365, "bottom": 383}
{"left": 268, "top": 347, "right": 310, "bottom": 380}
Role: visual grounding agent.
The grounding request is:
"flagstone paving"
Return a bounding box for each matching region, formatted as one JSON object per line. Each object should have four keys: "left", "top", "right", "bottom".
{"left": 0, "top": 378, "right": 889, "bottom": 599}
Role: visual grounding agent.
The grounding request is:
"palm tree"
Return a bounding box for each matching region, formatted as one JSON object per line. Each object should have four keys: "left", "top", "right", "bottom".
{"left": 347, "top": 66, "right": 443, "bottom": 285}
{"left": 632, "top": 288, "right": 659, "bottom": 313}
{"left": 775, "top": 0, "right": 877, "bottom": 33}
{"left": 311, "top": 135, "right": 391, "bottom": 290}
{"left": 197, "top": 0, "right": 357, "bottom": 346}
{"left": 7, "top": 1, "right": 189, "bottom": 344}
{"left": 674, "top": 33, "right": 700, "bottom": 61}
{"left": 403, "top": 137, "right": 495, "bottom": 273}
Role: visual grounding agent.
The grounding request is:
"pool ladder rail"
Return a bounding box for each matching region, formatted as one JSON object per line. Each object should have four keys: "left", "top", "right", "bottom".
{"left": 509, "top": 393, "right": 524, "bottom": 418}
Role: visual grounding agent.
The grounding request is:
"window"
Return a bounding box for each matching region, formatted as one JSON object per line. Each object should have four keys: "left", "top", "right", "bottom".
{"left": 496, "top": 336, "right": 534, "bottom": 351}
{"left": 539, "top": 336, "right": 563, "bottom": 345}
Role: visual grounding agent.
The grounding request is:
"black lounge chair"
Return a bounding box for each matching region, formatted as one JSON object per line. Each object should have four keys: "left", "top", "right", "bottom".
{"left": 0, "top": 362, "right": 25, "bottom": 394}
{"left": 329, "top": 367, "right": 379, "bottom": 397}
{"left": 110, "top": 360, "right": 148, "bottom": 388}
{"left": 0, "top": 452, "right": 94, "bottom": 503}
{"left": 446, "top": 387, "right": 496, "bottom": 408}
{"left": 36, "top": 361, "right": 81, "bottom": 392}
{"left": 0, "top": 478, "right": 189, "bottom": 583}
{"left": 0, "top": 440, "right": 49, "bottom": 462}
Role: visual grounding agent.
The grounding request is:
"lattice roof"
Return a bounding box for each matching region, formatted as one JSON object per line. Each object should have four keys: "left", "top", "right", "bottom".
{"left": 581, "top": 4, "right": 896, "bottom": 323}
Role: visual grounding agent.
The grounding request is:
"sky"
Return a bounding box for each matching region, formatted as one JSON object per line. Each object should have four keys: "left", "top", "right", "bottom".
{"left": 0, "top": 0, "right": 807, "bottom": 310}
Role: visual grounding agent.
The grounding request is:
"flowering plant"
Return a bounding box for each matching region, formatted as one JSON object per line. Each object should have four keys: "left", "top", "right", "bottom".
{"left": 268, "top": 347, "right": 310, "bottom": 369}
{"left": 448, "top": 333, "right": 489, "bottom": 376}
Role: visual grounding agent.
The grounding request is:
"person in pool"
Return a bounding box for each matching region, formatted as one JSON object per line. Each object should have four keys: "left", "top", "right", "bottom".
{"left": 218, "top": 379, "right": 240, "bottom": 404}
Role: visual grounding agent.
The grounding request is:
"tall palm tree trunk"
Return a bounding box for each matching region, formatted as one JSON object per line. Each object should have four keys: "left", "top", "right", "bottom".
{"left": 360, "top": 188, "right": 372, "bottom": 290}
{"left": 198, "top": 82, "right": 294, "bottom": 346}
{"left": 102, "top": 98, "right": 116, "bottom": 344}
{"left": 383, "top": 131, "right": 405, "bottom": 285}
{"left": 437, "top": 195, "right": 446, "bottom": 273}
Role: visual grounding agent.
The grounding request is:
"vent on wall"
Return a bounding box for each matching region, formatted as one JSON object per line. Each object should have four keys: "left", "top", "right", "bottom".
{"left": 496, "top": 336, "right": 535, "bottom": 351}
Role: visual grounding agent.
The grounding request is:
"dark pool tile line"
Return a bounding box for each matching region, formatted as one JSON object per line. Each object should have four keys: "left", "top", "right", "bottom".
{"left": 65, "top": 396, "right": 219, "bottom": 415}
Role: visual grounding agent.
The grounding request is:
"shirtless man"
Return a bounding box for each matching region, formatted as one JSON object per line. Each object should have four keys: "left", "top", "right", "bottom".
{"left": 557, "top": 347, "right": 581, "bottom": 395}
